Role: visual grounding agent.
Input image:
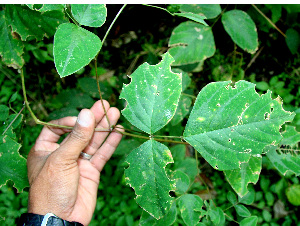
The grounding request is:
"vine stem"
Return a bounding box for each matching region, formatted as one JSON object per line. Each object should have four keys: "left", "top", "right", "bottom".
{"left": 94, "top": 4, "right": 127, "bottom": 129}
{"left": 252, "top": 4, "right": 286, "bottom": 38}
{"left": 20, "top": 69, "right": 188, "bottom": 144}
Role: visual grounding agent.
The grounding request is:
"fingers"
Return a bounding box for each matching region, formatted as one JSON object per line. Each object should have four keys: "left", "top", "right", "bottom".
{"left": 55, "top": 109, "right": 95, "bottom": 161}
{"left": 90, "top": 125, "right": 124, "bottom": 172}
{"left": 90, "top": 100, "right": 110, "bottom": 125}
{"left": 84, "top": 106, "right": 121, "bottom": 155}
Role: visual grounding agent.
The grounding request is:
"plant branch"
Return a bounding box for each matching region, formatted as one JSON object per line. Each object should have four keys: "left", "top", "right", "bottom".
{"left": 21, "top": 69, "right": 188, "bottom": 144}
{"left": 94, "top": 4, "right": 127, "bottom": 129}
{"left": 142, "top": 4, "right": 174, "bottom": 16}
{"left": 94, "top": 59, "right": 111, "bottom": 129}
{"left": 2, "top": 103, "right": 25, "bottom": 135}
{"left": 102, "top": 4, "right": 127, "bottom": 46}
{"left": 252, "top": 4, "right": 286, "bottom": 38}
{"left": 64, "top": 6, "right": 80, "bottom": 26}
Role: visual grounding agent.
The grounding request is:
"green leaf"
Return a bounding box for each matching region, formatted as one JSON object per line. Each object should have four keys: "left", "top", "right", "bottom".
{"left": 234, "top": 204, "right": 251, "bottom": 217}
{"left": 139, "top": 201, "right": 177, "bottom": 226}
{"left": 171, "top": 95, "right": 192, "bottom": 126}
{"left": 9, "top": 92, "right": 18, "bottom": 104}
{"left": 224, "top": 155, "right": 262, "bottom": 197}
{"left": 255, "top": 81, "right": 269, "bottom": 91}
{"left": 286, "top": 28, "right": 300, "bottom": 55}
{"left": 183, "top": 80, "right": 294, "bottom": 170}
{"left": 120, "top": 53, "right": 182, "bottom": 134}
{"left": 180, "top": 4, "right": 221, "bottom": 19}
{"left": 238, "top": 186, "right": 255, "bottom": 205}
{"left": 125, "top": 140, "right": 175, "bottom": 219}
{"left": 207, "top": 206, "right": 225, "bottom": 226}
{"left": 174, "top": 12, "right": 208, "bottom": 26}
{"left": 266, "top": 146, "right": 300, "bottom": 176}
{"left": 168, "top": 21, "right": 215, "bottom": 66}
{"left": 0, "top": 135, "right": 29, "bottom": 192}
{"left": 0, "top": 11, "right": 24, "bottom": 69}
{"left": 178, "top": 194, "right": 203, "bottom": 226}
{"left": 286, "top": 184, "right": 300, "bottom": 206}
{"left": 0, "top": 105, "right": 9, "bottom": 121}
{"left": 227, "top": 191, "right": 237, "bottom": 205}
{"left": 54, "top": 23, "right": 102, "bottom": 77}
{"left": 222, "top": 10, "right": 258, "bottom": 54}
{"left": 262, "top": 209, "right": 272, "bottom": 222}
{"left": 239, "top": 216, "right": 258, "bottom": 226}
{"left": 5, "top": 5, "right": 67, "bottom": 41}
{"left": 71, "top": 4, "right": 107, "bottom": 27}
{"left": 169, "top": 170, "right": 190, "bottom": 195}
{"left": 280, "top": 125, "right": 300, "bottom": 148}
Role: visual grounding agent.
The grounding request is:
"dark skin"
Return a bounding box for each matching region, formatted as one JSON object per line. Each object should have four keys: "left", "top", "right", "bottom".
{"left": 27, "top": 100, "right": 123, "bottom": 226}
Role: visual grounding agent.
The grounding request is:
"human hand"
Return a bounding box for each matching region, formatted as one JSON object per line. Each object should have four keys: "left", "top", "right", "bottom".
{"left": 27, "top": 100, "right": 122, "bottom": 225}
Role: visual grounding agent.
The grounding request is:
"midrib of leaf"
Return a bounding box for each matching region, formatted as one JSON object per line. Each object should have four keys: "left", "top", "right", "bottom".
{"left": 61, "top": 29, "right": 86, "bottom": 75}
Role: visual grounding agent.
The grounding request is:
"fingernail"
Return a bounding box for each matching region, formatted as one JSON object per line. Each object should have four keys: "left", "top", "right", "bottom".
{"left": 77, "top": 110, "right": 92, "bottom": 127}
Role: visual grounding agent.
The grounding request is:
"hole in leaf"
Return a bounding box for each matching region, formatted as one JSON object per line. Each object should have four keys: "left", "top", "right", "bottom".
{"left": 216, "top": 103, "right": 221, "bottom": 107}
{"left": 270, "top": 107, "right": 274, "bottom": 113}
{"left": 264, "top": 112, "right": 270, "bottom": 120}
{"left": 228, "top": 138, "right": 231, "bottom": 142}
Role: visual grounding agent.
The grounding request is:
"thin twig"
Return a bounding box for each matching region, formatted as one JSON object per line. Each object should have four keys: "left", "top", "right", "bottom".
{"left": 252, "top": 4, "right": 286, "bottom": 38}
{"left": 94, "top": 4, "right": 127, "bottom": 129}
{"left": 245, "top": 46, "right": 264, "bottom": 73}
{"left": 2, "top": 104, "right": 25, "bottom": 135}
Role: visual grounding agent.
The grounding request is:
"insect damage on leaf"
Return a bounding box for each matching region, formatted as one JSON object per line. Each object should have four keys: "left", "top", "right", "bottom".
{"left": 183, "top": 80, "right": 295, "bottom": 171}
{"left": 120, "top": 52, "right": 182, "bottom": 135}
{"left": 124, "top": 140, "right": 175, "bottom": 219}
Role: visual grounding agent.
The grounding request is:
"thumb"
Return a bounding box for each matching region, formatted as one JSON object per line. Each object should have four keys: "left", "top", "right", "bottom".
{"left": 57, "top": 109, "right": 95, "bottom": 160}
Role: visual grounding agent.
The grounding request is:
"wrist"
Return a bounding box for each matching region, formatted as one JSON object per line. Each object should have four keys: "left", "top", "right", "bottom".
{"left": 17, "top": 213, "right": 84, "bottom": 226}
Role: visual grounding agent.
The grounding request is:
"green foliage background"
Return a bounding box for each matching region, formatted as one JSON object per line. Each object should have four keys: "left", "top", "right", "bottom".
{"left": 0, "top": 4, "right": 299, "bottom": 225}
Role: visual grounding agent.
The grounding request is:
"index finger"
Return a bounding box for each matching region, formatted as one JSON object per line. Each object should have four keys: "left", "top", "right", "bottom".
{"left": 36, "top": 116, "right": 77, "bottom": 144}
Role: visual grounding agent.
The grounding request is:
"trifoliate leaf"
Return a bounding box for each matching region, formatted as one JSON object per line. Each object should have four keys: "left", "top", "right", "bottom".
{"left": 125, "top": 140, "right": 175, "bottom": 219}
{"left": 71, "top": 4, "right": 107, "bottom": 27}
{"left": 222, "top": 10, "right": 258, "bottom": 54}
{"left": 224, "top": 155, "right": 262, "bottom": 197}
{"left": 183, "top": 80, "right": 294, "bottom": 170}
{"left": 54, "top": 23, "right": 102, "bottom": 77}
{"left": 168, "top": 21, "right": 215, "bottom": 66}
{"left": 120, "top": 53, "right": 182, "bottom": 134}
